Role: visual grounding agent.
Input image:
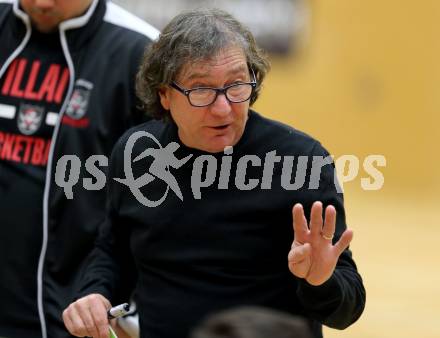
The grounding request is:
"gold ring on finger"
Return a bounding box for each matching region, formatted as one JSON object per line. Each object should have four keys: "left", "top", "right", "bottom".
{"left": 321, "top": 232, "right": 334, "bottom": 240}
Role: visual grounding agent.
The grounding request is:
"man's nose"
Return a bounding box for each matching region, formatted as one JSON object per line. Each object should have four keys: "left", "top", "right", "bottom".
{"left": 209, "top": 93, "right": 232, "bottom": 116}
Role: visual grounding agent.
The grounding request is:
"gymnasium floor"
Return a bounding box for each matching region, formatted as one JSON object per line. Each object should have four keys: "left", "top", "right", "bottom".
{"left": 323, "top": 191, "right": 440, "bottom": 338}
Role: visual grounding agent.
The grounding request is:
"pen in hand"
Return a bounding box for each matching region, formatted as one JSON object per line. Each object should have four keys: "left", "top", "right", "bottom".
{"left": 107, "top": 303, "right": 130, "bottom": 338}
{"left": 108, "top": 303, "right": 130, "bottom": 319}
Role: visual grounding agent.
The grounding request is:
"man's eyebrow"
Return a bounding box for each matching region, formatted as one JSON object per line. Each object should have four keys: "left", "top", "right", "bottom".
{"left": 185, "top": 72, "right": 210, "bottom": 81}
{"left": 185, "top": 64, "right": 249, "bottom": 81}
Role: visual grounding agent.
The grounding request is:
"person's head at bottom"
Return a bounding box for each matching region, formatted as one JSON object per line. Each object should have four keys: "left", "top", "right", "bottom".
{"left": 190, "top": 306, "right": 313, "bottom": 338}
{"left": 136, "top": 7, "right": 270, "bottom": 153}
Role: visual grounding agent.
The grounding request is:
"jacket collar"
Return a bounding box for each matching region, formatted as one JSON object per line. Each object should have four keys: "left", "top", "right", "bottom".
{"left": 11, "top": 0, "right": 105, "bottom": 51}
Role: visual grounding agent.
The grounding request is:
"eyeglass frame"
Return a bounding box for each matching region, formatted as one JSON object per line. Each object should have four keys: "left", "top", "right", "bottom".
{"left": 170, "top": 68, "right": 257, "bottom": 107}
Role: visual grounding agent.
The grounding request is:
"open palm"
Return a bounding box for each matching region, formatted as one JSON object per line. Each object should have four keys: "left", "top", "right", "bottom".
{"left": 288, "top": 201, "right": 353, "bottom": 286}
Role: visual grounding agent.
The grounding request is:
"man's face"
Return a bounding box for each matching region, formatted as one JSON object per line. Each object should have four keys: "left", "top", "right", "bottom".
{"left": 20, "top": 0, "right": 92, "bottom": 32}
{"left": 159, "top": 47, "right": 252, "bottom": 153}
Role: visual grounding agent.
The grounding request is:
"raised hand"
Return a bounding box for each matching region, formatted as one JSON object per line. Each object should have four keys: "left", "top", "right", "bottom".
{"left": 62, "top": 293, "right": 111, "bottom": 338}
{"left": 288, "top": 201, "right": 353, "bottom": 286}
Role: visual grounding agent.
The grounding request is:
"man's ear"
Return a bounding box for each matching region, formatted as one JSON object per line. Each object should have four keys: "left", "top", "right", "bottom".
{"left": 158, "top": 86, "right": 171, "bottom": 110}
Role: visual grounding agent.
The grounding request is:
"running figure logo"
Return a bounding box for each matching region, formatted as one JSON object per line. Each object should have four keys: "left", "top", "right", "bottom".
{"left": 114, "top": 131, "right": 192, "bottom": 207}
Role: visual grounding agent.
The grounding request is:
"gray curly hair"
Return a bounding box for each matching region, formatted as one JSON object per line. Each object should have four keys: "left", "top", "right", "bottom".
{"left": 136, "top": 8, "right": 271, "bottom": 120}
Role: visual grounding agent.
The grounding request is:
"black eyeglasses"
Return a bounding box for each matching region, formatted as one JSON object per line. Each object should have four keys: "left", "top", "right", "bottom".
{"left": 170, "top": 69, "right": 257, "bottom": 107}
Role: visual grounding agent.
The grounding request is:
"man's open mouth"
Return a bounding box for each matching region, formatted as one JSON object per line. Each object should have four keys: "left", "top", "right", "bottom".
{"left": 212, "top": 124, "right": 230, "bottom": 130}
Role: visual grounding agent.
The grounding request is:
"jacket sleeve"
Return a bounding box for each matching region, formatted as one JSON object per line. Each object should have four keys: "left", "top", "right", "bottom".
{"left": 296, "top": 142, "right": 366, "bottom": 329}
{"left": 77, "top": 136, "right": 137, "bottom": 304}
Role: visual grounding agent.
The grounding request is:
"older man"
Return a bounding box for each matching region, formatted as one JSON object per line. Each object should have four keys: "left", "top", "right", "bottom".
{"left": 0, "top": 0, "right": 158, "bottom": 337}
{"left": 63, "top": 8, "right": 365, "bottom": 338}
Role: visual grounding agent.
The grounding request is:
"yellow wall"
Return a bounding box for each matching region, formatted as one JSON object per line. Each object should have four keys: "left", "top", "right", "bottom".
{"left": 255, "top": 0, "right": 440, "bottom": 195}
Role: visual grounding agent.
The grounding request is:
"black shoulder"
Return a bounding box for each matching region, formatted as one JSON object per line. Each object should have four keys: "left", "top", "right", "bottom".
{"left": 247, "top": 110, "right": 327, "bottom": 156}
{"left": 113, "top": 119, "right": 168, "bottom": 152}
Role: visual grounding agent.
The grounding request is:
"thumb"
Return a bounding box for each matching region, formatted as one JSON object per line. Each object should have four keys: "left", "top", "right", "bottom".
{"left": 288, "top": 243, "right": 312, "bottom": 279}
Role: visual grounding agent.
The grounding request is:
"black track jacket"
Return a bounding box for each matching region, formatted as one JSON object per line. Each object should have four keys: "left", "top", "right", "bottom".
{"left": 0, "top": 1, "right": 158, "bottom": 337}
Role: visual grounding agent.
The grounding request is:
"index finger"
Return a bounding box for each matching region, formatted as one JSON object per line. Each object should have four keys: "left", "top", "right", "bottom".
{"left": 292, "top": 203, "right": 309, "bottom": 243}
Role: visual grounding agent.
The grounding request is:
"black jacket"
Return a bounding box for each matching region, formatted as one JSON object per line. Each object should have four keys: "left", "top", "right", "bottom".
{"left": 0, "top": 0, "right": 158, "bottom": 337}
{"left": 80, "top": 111, "right": 366, "bottom": 338}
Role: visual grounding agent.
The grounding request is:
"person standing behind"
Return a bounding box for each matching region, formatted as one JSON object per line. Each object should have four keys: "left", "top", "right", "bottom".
{"left": 0, "top": 0, "right": 158, "bottom": 337}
